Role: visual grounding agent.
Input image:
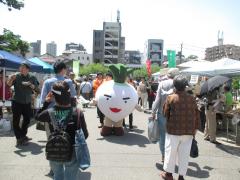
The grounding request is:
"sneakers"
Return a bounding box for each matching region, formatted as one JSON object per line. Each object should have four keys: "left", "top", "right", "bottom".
{"left": 16, "top": 136, "right": 32, "bottom": 146}
{"left": 178, "top": 175, "right": 185, "bottom": 180}
{"left": 98, "top": 123, "right": 103, "bottom": 128}
{"left": 16, "top": 138, "right": 28, "bottom": 146}
{"left": 24, "top": 136, "right": 32, "bottom": 141}
{"left": 160, "top": 172, "right": 173, "bottom": 180}
{"left": 46, "top": 170, "right": 54, "bottom": 177}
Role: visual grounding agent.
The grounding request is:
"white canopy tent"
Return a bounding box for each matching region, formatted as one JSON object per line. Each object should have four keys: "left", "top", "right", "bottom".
{"left": 181, "top": 58, "right": 240, "bottom": 77}
{"left": 177, "top": 59, "right": 211, "bottom": 69}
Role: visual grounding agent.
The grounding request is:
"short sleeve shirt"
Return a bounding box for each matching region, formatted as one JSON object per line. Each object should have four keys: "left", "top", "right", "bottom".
{"left": 12, "top": 73, "right": 39, "bottom": 104}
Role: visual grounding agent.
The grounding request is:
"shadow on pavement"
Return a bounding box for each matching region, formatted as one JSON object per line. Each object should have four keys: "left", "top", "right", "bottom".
{"left": 216, "top": 143, "right": 240, "bottom": 157}
{"left": 77, "top": 171, "right": 91, "bottom": 180}
{"left": 155, "top": 162, "right": 211, "bottom": 179}
{"left": 38, "top": 140, "right": 47, "bottom": 143}
{"left": 123, "top": 126, "right": 145, "bottom": 134}
{"left": 155, "top": 162, "right": 164, "bottom": 170}
{"left": 98, "top": 132, "right": 150, "bottom": 147}
{"left": 14, "top": 142, "right": 45, "bottom": 157}
{"left": 187, "top": 162, "right": 210, "bottom": 178}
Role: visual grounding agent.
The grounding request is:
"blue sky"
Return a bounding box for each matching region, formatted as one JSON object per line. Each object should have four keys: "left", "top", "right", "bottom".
{"left": 0, "top": 0, "right": 240, "bottom": 59}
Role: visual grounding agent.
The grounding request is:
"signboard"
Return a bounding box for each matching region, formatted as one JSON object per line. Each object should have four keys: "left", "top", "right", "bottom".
{"left": 167, "top": 50, "right": 176, "bottom": 68}
{"left": 189, "top": 75, "right": 199, "bottom": 84}
{"left": 72, "top": 61, "right": 79, "bottom": 75}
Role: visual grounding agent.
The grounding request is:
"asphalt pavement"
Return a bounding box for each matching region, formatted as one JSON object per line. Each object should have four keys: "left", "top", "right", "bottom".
{"left": 0, "top": 106, "right": 239, "bottom": 180}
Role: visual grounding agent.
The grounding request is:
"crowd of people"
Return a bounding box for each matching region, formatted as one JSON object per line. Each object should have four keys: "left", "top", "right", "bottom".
{"left": 0, "top": 60, "right": 235, "bottom": 180}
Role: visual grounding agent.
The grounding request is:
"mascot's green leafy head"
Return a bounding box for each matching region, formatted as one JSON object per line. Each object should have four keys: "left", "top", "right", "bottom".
{"left": 109, "top": 64, "right": 133, "bottom": 83}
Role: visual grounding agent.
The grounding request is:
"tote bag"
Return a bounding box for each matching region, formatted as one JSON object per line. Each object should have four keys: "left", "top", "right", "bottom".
{"left": 75, "top": 109, "right": 91, "bottom": 170}
{"left": 75, "top": 129, "right": 91, "bottom": 170}
{"left": 148, "top": 117, "right": 160, "bottom": 143}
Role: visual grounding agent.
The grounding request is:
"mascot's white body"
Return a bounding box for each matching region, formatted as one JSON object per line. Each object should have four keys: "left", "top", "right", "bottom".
{"left": 96, "top": 64, "right": 138, "bottom": 136}
{"left": 96, "top": 80, "right": 138, "bottom": 122}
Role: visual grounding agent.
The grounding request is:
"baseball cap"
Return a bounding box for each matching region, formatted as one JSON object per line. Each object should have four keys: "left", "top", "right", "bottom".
{"left": 20, "top": 61, "right": 31, "bottom": 69}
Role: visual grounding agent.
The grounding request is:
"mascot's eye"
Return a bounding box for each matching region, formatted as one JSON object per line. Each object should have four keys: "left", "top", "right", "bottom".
{"left": 123, "top": 97, "right": 130, "bottom": 104}
{"left": 104, "top": 94, "right": 111, "bottom": 101}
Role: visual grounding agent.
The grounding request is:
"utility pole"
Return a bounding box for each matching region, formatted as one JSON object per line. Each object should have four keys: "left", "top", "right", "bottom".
{"left": 180, "top": 43, "right": 183, "bottom": 64}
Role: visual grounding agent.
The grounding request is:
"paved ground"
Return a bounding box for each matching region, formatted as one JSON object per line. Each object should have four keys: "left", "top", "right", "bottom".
{"left": 0, "top": 106, "right": 240, "bottom": 180}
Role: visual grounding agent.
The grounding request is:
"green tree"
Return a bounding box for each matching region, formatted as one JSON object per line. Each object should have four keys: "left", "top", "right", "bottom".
{"left": 0, "top": 29, "right": 29, "bottom": 57}
{"left": 132, "top": 65, "right": 161, "bottom": 79}
{"left": 0, "top": 0, "right": 24, "bottom": 10}
{"left": 187, "top": 55, "right": 198, "bottom": 60}
{"left": 79, "top": 63, "right": 109, "bottom": 76}
{"left": 232, "top": 77, "right": 240, "bottom": 90}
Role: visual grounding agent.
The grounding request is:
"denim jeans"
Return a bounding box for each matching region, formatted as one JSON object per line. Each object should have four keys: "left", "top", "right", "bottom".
{"left": 157, "top": 113, "right": 166, "bottom": 156}
{"left": 50, "top": 152, "right": 79, "bottom": 180}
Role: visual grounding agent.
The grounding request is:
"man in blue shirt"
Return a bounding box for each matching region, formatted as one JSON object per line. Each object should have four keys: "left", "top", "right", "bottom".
{"left": 40, "top": 61, "right": 76, "bottom": 107}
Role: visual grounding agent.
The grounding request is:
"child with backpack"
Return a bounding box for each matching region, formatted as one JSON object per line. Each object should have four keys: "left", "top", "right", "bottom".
{"left": 36, "top": 81, "right": 88, "bottom": 180}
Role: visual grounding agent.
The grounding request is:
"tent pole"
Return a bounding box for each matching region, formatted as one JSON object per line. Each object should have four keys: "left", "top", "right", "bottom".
{"left": 3, "top": 68, "right": 5, "bottom": 102}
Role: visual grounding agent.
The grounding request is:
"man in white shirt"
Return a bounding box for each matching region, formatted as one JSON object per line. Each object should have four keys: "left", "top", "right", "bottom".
{"left": 80, "top": 77, "right": 92, "bottom": 100}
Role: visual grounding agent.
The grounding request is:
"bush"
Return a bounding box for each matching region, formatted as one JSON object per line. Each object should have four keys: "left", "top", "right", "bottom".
{"left": 79, "top": 63, "right": 108, "bottom": 76}
{"left": 132, "top": 65, "right": 161, "bottom": 79}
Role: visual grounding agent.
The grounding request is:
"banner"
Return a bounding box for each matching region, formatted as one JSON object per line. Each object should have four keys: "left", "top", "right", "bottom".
{"left": 146, "top": 59, "right": 151, "bottom": 77}
{"left": 73, "top": 60, "right": 80, "bottom": 75}
{"left": 167, "top": 50, "right": 176, "bottom": 68}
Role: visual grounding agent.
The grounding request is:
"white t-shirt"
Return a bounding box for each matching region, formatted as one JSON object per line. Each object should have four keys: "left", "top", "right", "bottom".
{"left": 80, "top": 81, "right": 92, "bottom": 93}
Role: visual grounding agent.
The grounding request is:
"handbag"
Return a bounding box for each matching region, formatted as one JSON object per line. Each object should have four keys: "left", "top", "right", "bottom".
{"left": 148, "top": 117, "right": 160, "bottom": 143}
{"left": 190, "top": 138, "right": 199, "bottom": 158}
{"left": 0, "top": 119, "right": 11, "bottom": 132}
{"left": 36, "top": 121, "right": 45, "bottom": 131}
{"left": 75, "top": 109, "right": 91, "bottom": 170}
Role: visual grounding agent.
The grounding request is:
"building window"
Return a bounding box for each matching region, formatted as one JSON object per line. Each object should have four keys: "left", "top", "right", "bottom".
{"left": 78, "top": 56, "right": 80, "bottom": 60}
{"left": 87, "top": 57, "right": 89, "bottom": 60}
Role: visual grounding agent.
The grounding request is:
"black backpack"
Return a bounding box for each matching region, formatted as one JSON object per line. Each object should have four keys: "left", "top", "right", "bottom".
{"left": 45, "top": 108, "right": 73, "bottom": 162}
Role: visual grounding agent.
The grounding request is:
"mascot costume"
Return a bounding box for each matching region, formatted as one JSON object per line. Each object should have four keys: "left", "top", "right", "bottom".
{"left": 96, "top": 64, "right": 138, "bottom": 136}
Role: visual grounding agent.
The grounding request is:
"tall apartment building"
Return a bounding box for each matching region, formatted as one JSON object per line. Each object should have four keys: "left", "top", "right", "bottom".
{"left": 92, "top": 30, "right": 104, "bottom": 63}
{"left": 30, "top": 40, "right": 41, "bottom": 57}
{"left": 65, "top": 43, "right": 85, "bottom": 51}
{"left": 144, "top": 39, "right": 164, "bottom": 65}
{"left": 93, "top": 11, "right": 125, "bottom": 64}
{"left": 46, "top": 41, "right": 57, "bottom": 57}
{"left": 205, "top": 44, "right": 240, "bottom": 61}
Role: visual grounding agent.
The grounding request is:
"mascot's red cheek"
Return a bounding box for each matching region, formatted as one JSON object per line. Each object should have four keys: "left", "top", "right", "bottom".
{"left": 110, "top": 108, "right": 122, "bottom": 113}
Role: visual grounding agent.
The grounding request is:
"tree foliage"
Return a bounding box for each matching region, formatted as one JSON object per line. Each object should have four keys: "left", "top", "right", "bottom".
{"left": 0, "top": 29, "right": 29, "bottom": 57}
{"left": 232, "top": 77, "right": 240, "bottom": 90}
{"left": 132, "top": 65, "right": 161, "bottom": 79}
{"left": 79, "top": 63, "right": 109, "bottom": 76}
{"left": 187, "top": 55, "right": 198, "bottom": 60}
{"left": 0, "top": 0, "right": 24, "bottom": 10}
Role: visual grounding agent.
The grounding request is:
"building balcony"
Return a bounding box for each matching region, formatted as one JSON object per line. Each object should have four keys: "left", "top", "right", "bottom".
{"left": 104, "top": 55, "right": 118, "bottom": 58}
{"left": 149, "top": 49, "right": 162, "bottom": 53}
{"left": 105, "top": 37, "right": 119, "bottom": 41}
{"left": 104, "top": 46, "right": 118, "bottom": 50}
